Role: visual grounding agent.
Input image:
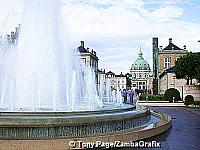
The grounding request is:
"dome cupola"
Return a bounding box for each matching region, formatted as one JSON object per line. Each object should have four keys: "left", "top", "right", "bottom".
{"left": 131, "top": 48, "right": 150, "bottom": 70}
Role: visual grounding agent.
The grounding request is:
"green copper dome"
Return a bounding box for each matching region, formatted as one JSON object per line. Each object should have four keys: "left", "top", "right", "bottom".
{"left": 131, "top": 50, "right": 150, "bottom": 70}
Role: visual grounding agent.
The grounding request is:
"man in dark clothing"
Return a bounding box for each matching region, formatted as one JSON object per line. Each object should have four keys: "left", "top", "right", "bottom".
{"left": 122, "top": 89, "right": 127, "bottom": 103}
{"left": 129, "top": 90, "right": 134, "bottom": 103}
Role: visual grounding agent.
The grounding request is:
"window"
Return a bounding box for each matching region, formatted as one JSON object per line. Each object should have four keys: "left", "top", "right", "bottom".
{"left": 164, "top": 57, "right": 171, "bottom": 69}
{"left": 133, "top": 84, "right": 136, "bottom": 87}
{"left": 81, "top": 58, "right": 86, "bottom": 64}
{"left": 139, "top": 73, "right": 141, "bottom": 78}
{"left": 133, "top": 73, "right": 136, "bottom": 78}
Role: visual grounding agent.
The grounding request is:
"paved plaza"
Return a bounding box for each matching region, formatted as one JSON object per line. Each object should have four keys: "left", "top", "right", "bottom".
{"left": 137, "top": 107, "right": 200, "bottom": 150}
{"left": 94, "top": 107, "right": 200, "bottom": 150}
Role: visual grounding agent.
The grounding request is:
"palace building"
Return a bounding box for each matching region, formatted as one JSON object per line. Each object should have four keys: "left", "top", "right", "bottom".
{"left": 152, "top": 37, "right": 188, "bottom": 96}
{"left": 77, "top": 41, "right": 99, "bottom": 83}
{"left": 97, "top": 70, "right": 127, "bottom": 90}
{"left": 130, "top": 48, "right": 151, "bottom": 93}
{"left": 77, "top": 41, "right": 98, "bottom": 72}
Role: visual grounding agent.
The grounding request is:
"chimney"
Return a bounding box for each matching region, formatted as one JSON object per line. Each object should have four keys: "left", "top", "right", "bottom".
{"left": 183, "top": 45, "right": 186, "bottom": 49}
{"left": 80, "top": 41, "right": 84, "bottom": 48}
{"left": 86, "top": 47, "right": 89, "bottom": 52}
{"left": 169, "top": 38, "right": 172, "bottom": 44}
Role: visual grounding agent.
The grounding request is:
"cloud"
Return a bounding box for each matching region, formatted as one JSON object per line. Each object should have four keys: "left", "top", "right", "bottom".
{"left": 0, "top": 0, "right": 199, "bottom": 74}
{"left": 62, "top": 0, "right": 200, "bottom": 74}
{"left": 150, "top": 5, "right": 184, "bottom": 22}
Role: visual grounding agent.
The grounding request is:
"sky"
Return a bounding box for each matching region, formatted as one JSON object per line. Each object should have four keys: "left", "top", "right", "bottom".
{"left": 0, "top": 0, "right": 200, "bottom": 74}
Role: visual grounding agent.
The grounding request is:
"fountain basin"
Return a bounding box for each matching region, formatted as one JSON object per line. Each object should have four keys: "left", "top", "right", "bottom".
{"left": 0, "top": 104, "right": 171, "bottom": 141}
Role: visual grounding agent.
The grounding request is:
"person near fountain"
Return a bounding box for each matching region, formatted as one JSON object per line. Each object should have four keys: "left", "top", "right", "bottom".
{"left": 128, "top": 90, "right": 134, "bottom": 103}
{"left": 133, "top": 94, "right": 137, "bottom": 108}
{"left": 122, "top": 89, "right": 127, "bottom": 103}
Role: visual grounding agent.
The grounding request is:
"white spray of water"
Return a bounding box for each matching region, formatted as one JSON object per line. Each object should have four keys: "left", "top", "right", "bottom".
{"left": 0, "top": 0, "right": 102, "bottom": 111}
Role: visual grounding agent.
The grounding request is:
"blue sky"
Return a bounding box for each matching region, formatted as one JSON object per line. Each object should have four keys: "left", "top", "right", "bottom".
{"left": 0, "top": 0, "right": 200, "bottom": 74}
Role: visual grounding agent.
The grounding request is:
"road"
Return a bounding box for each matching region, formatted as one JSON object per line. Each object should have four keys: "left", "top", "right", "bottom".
{"left": 140, "top": 107, "right": 200, "bottom": 150}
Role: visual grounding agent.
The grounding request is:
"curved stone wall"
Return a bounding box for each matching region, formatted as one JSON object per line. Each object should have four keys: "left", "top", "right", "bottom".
{"left": 0, "top": 107, "right": 151, "bottom": 139}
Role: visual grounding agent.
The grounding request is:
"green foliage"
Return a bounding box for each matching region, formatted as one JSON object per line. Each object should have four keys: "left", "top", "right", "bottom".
{"left": 193, "top": 101, "right": 200, "bottom": 107}
{"left": 184, "top": 95, "right": 194, "bottom": 106}
{"left": 175, "top": 52, "right": 200, "bottom": 84}
{"left": 164, "top": 88, "right": 180, "bottom": 102}
{"left": 194, "top": 53, "right": 200, "bottom": 81}
{"left": 139, "top": 94, "right": 164, "bottom": 101}
{"left": 127, "top": 77, "right": 132, "bottom": 88}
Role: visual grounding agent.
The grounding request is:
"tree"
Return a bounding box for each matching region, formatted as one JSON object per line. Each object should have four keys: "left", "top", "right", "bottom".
{"left": 194, "top": 53, "right": 200, "bottom": 81}
{"left": 175, "top": 52, "right": 200, "bottom": 85}
{"left": 184, "top": 95, "right": 194, "bottom": 106}
{"left": 125, "top": 73, "right": 132, "bottom": 88}
{"left": 126, "top": 77, "right": 132, "bottom": 88}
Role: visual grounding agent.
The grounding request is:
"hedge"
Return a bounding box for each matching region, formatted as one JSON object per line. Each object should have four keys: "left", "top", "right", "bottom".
{"left": 164, "top": 88, "right": 180, "bottom": 103}
{"left": 184, "top": 95, "right": 194, "bottom": 106}
{"left": 139, "top": 94, "right": 164, "bottom": 101}
{"left": 193, "top": 101, "right": 200, "bottom": 107}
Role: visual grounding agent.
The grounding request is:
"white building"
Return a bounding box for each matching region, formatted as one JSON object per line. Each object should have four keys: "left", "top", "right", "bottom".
{"left": 97, "top": 70, "right": 127, "bottom": 90}
{"left": 130, "top": 49, "right": 151, "bottom": 93}
{"left": 77, "top": 41, "right": 99, "bottom": 81}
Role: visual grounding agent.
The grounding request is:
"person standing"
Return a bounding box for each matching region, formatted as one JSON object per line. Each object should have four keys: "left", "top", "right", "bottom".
{"left": 129, "top": 90, "right": 134, "bottom": 103}
{"left": 122, "top": 89, "right": 127, "bottom": 103}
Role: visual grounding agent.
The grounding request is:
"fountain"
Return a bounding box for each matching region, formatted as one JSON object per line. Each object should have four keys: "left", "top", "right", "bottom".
{"left": 0, "top": 0, "right": 103, "bottom": 112}
{"left": 0, "top": 0, "right": 171, "bottom": 148}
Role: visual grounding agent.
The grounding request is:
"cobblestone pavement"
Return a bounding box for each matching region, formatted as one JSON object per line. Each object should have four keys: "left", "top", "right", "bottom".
{"left": 122, "top": 107, "right": 200, "bottom": 150}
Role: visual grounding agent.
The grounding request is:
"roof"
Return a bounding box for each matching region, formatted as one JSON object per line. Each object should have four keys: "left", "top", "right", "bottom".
{"left": 77, "top": 41, "right": 88, "bottom": 53}
{"left": 165, "top": 66, "right": 176, "bottom": 73}
{"left": 163, "top": 43, "right": 181, "bottom": 50}
{"left": 131, "top": 49, "right": 150, "bottom": 70}
{"left": 77, "top": 46, "right": 87, "bottom": 53}
{"left": 98, "top": 69, "right": 105, "bottom": 74}
{"left": 115, "top": 72, "right": 126, "bottom": 77}
{"left": 106, "top": 71, "right": 115, "bottom": 75}
{"left": 162, "top": 38, "right": 181, "bottom": 50}
{"left": 159, "top": 66, "right": 176, "bottom": 78}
